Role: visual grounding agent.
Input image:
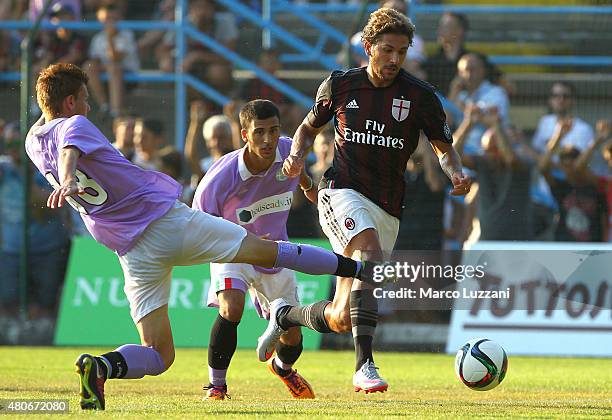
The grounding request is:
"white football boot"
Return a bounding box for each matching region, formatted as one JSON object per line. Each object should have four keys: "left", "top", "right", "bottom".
{"left": 353, "top": 360, "right": 388, "bottom": 393}
{"left": 256, "top": 298, "right": 289, "bottom": 362}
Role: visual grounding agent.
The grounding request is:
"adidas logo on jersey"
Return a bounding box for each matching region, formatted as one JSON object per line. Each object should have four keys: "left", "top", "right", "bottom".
{"left": 346, "top": 100, "right": 359, "bottom": 109}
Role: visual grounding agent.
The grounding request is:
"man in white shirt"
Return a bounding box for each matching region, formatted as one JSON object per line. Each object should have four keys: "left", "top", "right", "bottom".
{"left": 532, "top": 82, "right": 594, "bottom": 154}
{"left": 84, "top": 2, "right": 140, "bottom": 117}
{"left": 449, "top": 53, "right": 510, "bottom": 154}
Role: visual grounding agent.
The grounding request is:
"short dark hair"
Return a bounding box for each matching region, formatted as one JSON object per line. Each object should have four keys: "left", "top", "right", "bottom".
{"left": 362, "top": 7, "right": 415, "bottom": 46}
{"left": 36, "top": 63, "right": 88, "bottom": 118}
{"left": 239, "top": 99, "right": 280, "bottom": 130}
{"left": 159, "top": 146, "right": 184, "bottom": 179}
{"left": 141, "top": 118, "right": 164, "bottom": 136}
{"left": 446, "top": 12, "right": 469, "bottom": 32}
{"left": 552, "top": 81, "right": 576, "bottom": 97}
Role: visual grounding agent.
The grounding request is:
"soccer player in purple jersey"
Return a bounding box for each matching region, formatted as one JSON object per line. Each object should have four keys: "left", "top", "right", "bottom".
{"left": 26, "top": 63, "right": 379, "bottom": 410}
{"left": 258, "top": 8, "right": 472, "bottom": 394}
{"left": 193, "top": 100, "right": 317, "bottom": 400}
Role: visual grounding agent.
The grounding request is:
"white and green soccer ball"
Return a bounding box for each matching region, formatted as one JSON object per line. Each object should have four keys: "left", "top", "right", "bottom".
{"left": 455, "top": 338, "right": 508, "bottom": 391}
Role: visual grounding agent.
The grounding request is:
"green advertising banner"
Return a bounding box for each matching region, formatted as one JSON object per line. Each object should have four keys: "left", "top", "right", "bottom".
{"left": 55, "top": 236, "right": 333, "bottom": 349}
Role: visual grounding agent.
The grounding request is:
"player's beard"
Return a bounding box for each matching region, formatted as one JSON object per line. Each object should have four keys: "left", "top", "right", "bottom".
{"left": 382, "top": 65, "right": 399, "bottom": 81}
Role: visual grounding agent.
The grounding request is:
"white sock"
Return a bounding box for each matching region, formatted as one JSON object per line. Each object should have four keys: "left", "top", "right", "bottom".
{"left": 208, "top": 366, "right": 227, "bottom": 386}
{"left": 275, "top": 357, "right": 292, "bottom": 372}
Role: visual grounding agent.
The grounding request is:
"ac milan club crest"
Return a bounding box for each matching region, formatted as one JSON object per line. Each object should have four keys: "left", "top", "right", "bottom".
{"left": 344, "top": 217, "right": 355, "bottom": 230}
{"left": 392, "top": 98, "right": 411, "bottom": 122}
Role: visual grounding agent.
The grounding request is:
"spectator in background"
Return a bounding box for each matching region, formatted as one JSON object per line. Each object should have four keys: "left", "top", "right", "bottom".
{"left": 111, "top": 114, "right": 135, "bottom": 160}
{"left": 532, "top": 82, "right": 595, "bottom": 158}
{"left": 158, "top": 146, "right": 193, "bottom": 204}
{"left": 157, "top": 0, "right": 238, "bottom": 114}
{"left": 572, "top": 120, "right": 612, "bottom": 241}
{"left": 539, "top": 120, "right": 608, "bottom": 242}
{"left": 132, "top": 117, "right": 165, "bottom": 170}
{"left": 138, "top": 0, "right": 175, "bottom": 66}
{"left": 158, "top": 0, "right": 238, "bottom": 72}
{"left": 237, "top": 49, "right": 304, "bottom": 136}
{"left": 423, "top": 13, "right": 508, "bottom": 99}
{"left": 221, "top": 100, "right": 246, "bottom": 152}
{"left": 1, "top": 0, "right": 28, "bottom": 72}
{"left": 184, "top": 101, "right": 208, "bottom": 179}
{"left": 198, "top": 61, "right": 237, "bottom": 115}
{"left": 450, "top": 53, "right": 510, "bottom": 154}
{"left": 0, "top": 1, "right": 14, "bottom": 72}
{"left": 239, "top": 49, "right": 285, "bottom": 106}
{"left": 530, "top": 83, "right": 601, "bottom": 241}
{"left": 30, "top": 0, "right": 82, "bottom": 21}
{"left": 2, "top": 0, "right": 27, "bottom": 20}
{"left": 422, "top": 12, "right": 469, "bottom": 97}
{"left": 455, "top": 106, "right": 535, "bottom": 241}
{"left": 33, "top": 4, "right": 86, "bottom": 74}
{"left": 185, "top": 103, "right": 235, "bottom": 185}
{"left": 309, "top": 129, "right": 334, "bottom": 186}
{"left": 84, "top": 1, "right": 139, "bottom": 117}
{"left": 0, "top": 30, "right": 11, "bottom": 73}
{"left": 81, "top": 0, "right": 130, "bottom": 18}
{"left": 0, "top": 122, "right": 71, "bottom": 322}
{"left": 396, "top": 138, "right": 448, "bottom": 250}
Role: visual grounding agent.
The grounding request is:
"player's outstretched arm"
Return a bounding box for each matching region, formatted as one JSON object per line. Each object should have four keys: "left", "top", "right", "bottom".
{"left": 284, "top": 119, "right": 323, "bottom": 178}
{"left": 48, "top": 146, "right": 84, "bottom": 208}
{"left": 430, "top": 140, "right": 472, "bottom": 196}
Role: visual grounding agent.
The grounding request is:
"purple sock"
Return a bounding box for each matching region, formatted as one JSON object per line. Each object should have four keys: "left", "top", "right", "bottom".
{"left": 274, "top": 242, "right": 337, "bottom": 274}
{"left": 209, "top": 367, "right": 227, "bottom": 386}
{"left": 116, "top": 344, "right": 166, "bottom": 379}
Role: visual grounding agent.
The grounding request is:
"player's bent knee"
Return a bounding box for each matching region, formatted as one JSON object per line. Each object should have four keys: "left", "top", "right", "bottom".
{"left": 139, "top": 339, "right": 175, "bottom": 373}
{"left": 155, "top": 345, "right": 175, "bottom": 373}
{"left": 217, "top": 289, "right": 245, "bottom": 323}
{"left": 219, "top": 306, "right": 243, "bottom": 323}
{"left": 329, "top": 309, "right": 351, "bottom": 333}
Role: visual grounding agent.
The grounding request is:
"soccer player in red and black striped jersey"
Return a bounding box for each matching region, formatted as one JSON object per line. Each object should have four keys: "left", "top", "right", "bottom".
{"left": 257, "top": 7, "right": 471, "bottom": 393}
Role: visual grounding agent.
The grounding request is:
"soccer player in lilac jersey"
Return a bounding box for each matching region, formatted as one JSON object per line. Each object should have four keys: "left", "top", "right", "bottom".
{"left": 193, "top": 100, "right": 318, "bottom": 400}
{"left": 259, "top": 8, "right": 472, "bottom": 394}
{"left": 26, "top": 63, "right": 374, "bottom": 411}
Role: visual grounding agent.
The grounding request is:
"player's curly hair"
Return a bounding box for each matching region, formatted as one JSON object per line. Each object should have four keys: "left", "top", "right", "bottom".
{"left": 361, "top": 7, "right": 415, "bottom": 46}
{"left": 36, "top": 63, "right": 88, "bottom": 118}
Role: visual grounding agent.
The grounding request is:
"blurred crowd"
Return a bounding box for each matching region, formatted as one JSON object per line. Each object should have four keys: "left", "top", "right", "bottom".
{"left": 0, "top": 0, "right": 611, "bottom": 339}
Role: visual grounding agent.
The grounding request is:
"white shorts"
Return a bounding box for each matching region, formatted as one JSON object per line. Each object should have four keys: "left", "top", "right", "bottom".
{"left": 318, "top": 188, "right": 399, "bottom": 256}
{"left": 207, "top": 263, "right": 299, "bottom": 320}
{"left": 119, "top": 201, "right": 247, "bottom": 323}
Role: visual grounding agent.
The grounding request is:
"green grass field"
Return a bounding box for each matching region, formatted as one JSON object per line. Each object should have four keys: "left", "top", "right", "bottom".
{"left": 0, "top": 347, "right": 610, "bottom": 418}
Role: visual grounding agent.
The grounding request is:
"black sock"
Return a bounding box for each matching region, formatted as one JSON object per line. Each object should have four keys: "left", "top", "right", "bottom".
{"left": 274, "top": 337, "right": 303, "bottom": 376}
{"left": 272, "top": 363, "right": 291, "bottom": 377}
{"left": 277, "top": 301, "right": 332, "bottom": 333}
{"left": 98, "top": 351, "right": 128, "bottom": 379}
{"left": 335, "top": 254, "right": 361, "bottom": 278}
{"left": 208, "top": 314, "right": 240, "bottom": 370}
{"left": 350, "top": 289, "right": 378, "bottom": 371}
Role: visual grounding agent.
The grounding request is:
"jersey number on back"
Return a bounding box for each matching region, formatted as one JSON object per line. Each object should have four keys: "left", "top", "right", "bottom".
{"left": 45, "top": 169, "right": 108, "bottom": 214}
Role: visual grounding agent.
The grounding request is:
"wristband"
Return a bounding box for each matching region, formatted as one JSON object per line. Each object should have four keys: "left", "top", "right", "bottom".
{"left": 301, "top": 177, "right": 314, "bottom": 192}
